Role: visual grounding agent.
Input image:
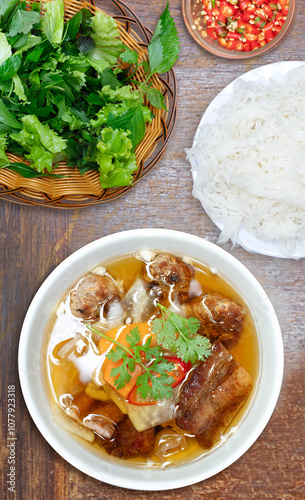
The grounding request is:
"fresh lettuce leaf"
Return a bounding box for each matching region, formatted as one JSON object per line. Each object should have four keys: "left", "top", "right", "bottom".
{"left": 41, "top": 0, "right": 64, "bottom": 47}
{"left": 10, "top": 115, "right": 66, "bottom": 172}
{"left": 91, "top": 85, "right": 151, "bottom": 136}
{"left": 96, "top": 127, "right": 137, "bottom": 188}
{"left": 8, "top": 9, "right": 40, "bottom": 37}
{"left": 25, "top": 145, "right": 54, "bottom": 172}
{"left": 85, "top": 11, "right": 123, "bottom": 74}
{"left": 0, "top": 133, "right": 9, "bottom": 167}
{"left": 99, "top": 84, "right": 142, "bottom": 103}
{"left": 91, "top": 101, "right": 152, "bottom": 129}
{"left": 0, "top": 32, "right": 12, "bottom": 65}
{"left": 61, "top": 109, "right": 84, "bottom": 131}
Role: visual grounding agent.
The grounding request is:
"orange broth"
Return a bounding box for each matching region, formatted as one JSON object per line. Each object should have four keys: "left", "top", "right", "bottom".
{"left": 46, "top": 252, "right": 259, "bottom": 468}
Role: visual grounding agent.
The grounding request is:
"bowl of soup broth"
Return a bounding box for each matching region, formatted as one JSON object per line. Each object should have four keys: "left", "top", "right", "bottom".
{"left": 18, "top": 229, "right": 283, "bottom": 490}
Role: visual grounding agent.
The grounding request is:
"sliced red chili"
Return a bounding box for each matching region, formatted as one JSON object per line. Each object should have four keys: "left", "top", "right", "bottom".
{"left": 263, "top": 4, "right": 273, "bottom": 17}
{"left": 127, "top": 385, "right": 158, "bottom": 406}
{"left": 249, "top": 39, "right": 260, "bottom": 49}
{"left": 227, "top": 40, "right": 237, "bottom": 49}
{"left": 166, "top": 357, "right": 192, "bottom": 386}
{"left": 220, "top": 1, "right": 236, "bottom": 17}
{"left": 239, "top": 0, "right": 251, "bottom": 11}
{"left": 207, "top": 27, "right": 219, "bottom": 39}
{"left": 235, "top": 40, "right": 244, "bottom": 50}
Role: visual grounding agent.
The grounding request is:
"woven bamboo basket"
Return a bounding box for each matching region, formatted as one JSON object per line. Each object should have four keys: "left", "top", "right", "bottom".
{"left": 0, "top": 0, "right": 177, "bottom": 208}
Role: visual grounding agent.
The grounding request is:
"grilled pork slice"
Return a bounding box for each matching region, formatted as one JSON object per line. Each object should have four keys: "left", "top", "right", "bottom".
{"left": 182, "top": 293, "right": 245, "bottom": 347}
{"left": 176, "top": 341, "right": 253, "bottom": 449}
{"left": 103, "top": 416, "right": 155, "bottom": 458}
{"left": 65, "top": 391, "right": 124, "bottom": 439}
{"left": 70, "top": 274, "right": 124, "bottom": 320}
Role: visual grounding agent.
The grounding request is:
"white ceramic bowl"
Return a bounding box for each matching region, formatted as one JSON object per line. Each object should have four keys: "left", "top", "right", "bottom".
{"left": 18, "top": 229, "right": 283, "bottom": 490}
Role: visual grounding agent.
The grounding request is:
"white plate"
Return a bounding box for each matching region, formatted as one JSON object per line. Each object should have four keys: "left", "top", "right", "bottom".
{"left": 192, "top": 61, "right": 305, "bottom": 259}
{"left": 18, "top": 229, "right": 283, "bottom": 490}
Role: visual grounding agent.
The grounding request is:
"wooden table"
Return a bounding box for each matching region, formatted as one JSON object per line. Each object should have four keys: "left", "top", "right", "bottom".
{"left": 1, "top": 1, "right": 304, "bottom": 498}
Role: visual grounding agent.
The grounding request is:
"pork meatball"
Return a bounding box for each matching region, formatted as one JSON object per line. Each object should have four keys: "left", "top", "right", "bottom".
{"left": 70, "top": 274, "right": 124, "bottom": 320}
{"left": 182, "top": 292, "right": 245, "bottom": 347}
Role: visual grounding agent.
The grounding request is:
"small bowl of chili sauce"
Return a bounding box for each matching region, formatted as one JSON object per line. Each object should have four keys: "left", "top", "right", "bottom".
{"left": 182, "top": 0, "right": 295, "bottom": 59}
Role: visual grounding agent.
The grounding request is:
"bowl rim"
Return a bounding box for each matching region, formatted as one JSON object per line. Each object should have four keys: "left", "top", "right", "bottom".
{"left": 18, "top": 228, "right": 284, "bottom": 490}
{"left": 182, "top": 0, "right": 296, "bottom": 60}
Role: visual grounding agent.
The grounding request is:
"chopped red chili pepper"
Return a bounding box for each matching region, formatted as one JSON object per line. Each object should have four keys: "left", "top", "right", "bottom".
{"left": 196, "top": 0, "right": 290, "bottom": 52}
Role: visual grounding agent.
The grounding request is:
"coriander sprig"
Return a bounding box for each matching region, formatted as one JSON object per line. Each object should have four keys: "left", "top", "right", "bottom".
{"left": 86, "top": 324, "right": 175, "bottom": 401}
{"left": 151, "top": 304, "right": 211, "bottom": 364}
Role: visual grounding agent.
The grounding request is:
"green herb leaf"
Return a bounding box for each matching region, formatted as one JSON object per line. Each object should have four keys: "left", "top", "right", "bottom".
{"left": 152, "top": 304, "right": 212, "bottom": 364}
{"left": 7, "top": 162, "right": 65, "bottom": 178}
{"left": 147, "top": 2, "right": 180, "bottom": 75}
{"left": 140, "top": 60, "right": 150, "bottom": 74}
{"left": 0, "top": 133, "right": 9, "bottom": 166}
{"left": 99, "top": 68, "right": 122, "bottom": 89}
{"left": 0, "top": 98, "right": 22, "bottom": 129}
{"left": 0, "top": 0, "right": 19, "bottom": 30}
{"left": 107, "top": 104, "right": 145, "bottom": 149}
{"left": 87, "top": 323, "right": 175, "bottom": 401}
{"left": 66, "top": 9, "right": 82, "bottom": 40}
{"left": 8, "top": 9, "right": 40, "bottom": 37}
{"left": 146, "top": 87, "right": 167, "bottom": 110}
{"left": 0, "top": 53, "right": 21, "bottom": 83}
{"left": 77, "top": 35, "right": 95, "bottom": 54}
{"left": 120, "top": 46, "right": 138, "bottom": 65}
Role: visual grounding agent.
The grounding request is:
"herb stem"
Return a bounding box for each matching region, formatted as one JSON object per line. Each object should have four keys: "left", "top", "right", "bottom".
{"left": 85, "top": 322, "right": 166, "bottom": 381}
{"left": 158, "top": 303, "right": 188, "bottom": 341}
{"left": 85, "top": 323, "right": 134, "bottom": 357}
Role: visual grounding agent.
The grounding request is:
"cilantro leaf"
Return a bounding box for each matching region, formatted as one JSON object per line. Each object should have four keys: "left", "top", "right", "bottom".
{"left": 147, "top": 2, "right": 180, "bottom": 75}
{"left": 86, "top": 323, "right": 175, "bottom": 402}
{"left": 152, "top": 304, "right": 211, "bottom": 364}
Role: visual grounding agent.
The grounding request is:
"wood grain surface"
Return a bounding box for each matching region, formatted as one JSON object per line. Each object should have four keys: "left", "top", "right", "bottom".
{"left": 1, "top": 0, "right": 305, "bottom": 498}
